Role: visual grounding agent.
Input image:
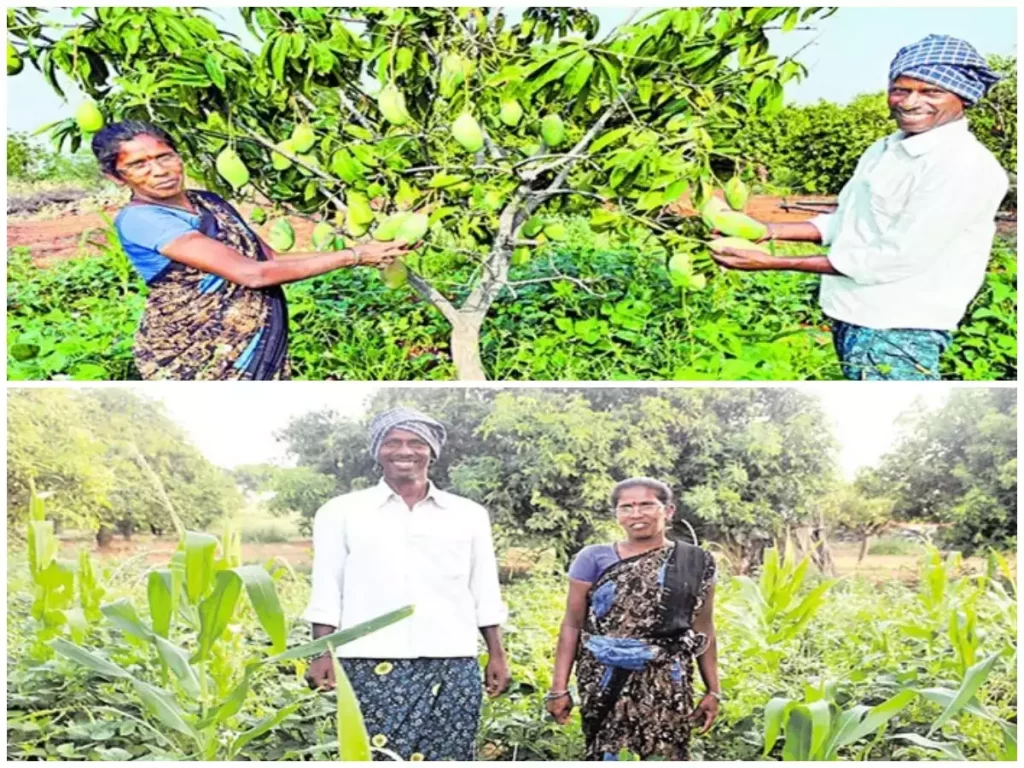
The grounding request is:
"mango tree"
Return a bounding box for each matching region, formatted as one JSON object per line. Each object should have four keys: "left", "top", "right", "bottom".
{"left": 11, "top": 6, "right": 832, "bottom": 379}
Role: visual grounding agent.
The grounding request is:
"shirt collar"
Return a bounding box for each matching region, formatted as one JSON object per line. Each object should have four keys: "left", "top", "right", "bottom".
{"left": 374, "top": 477, "right": 449, "bottom": 509}
{"left": 887, "top": 117, "right": 969, "bottom": 157}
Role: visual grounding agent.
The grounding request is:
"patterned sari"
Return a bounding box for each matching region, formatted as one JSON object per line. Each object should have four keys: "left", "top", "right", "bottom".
{"left": 576, "top": 541, "right": 716, "bottom": 761}
{"left": 132, "top": 190, "right": 289, "bottom": 380}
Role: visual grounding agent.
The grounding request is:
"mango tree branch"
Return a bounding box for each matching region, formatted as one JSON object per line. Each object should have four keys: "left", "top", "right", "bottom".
{"left": 336, "top": 87, "right": 379, "bottom": 139}
{"left": 406, "top": 270, "right": 461, "bottom": 325}
{"left": 543, "top": 92, "right": 633, "bottom": 194}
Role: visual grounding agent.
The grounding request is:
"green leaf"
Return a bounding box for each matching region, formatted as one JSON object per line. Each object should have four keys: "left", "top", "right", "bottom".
{"left": 590, "top": 126, "right": 631, "bottom": 154}
{"left": 202, "top": 664, "right": 258, "bottom": 728}
{"left": 915, "top": 688, "right": 995, "bottom": 721}
{"left": 889, "top": 733, "right": 966, "bottom": 760}
{"left": 805, "top": 699, "right": 832, "bottom": 759}
{"left": 332, "top": 649, "right": 372, "bottom": 760}
{"left": 929, "top": 651, "right": 1004, "bottom": 735}
{"left": 131, "top": 679, "right": 199, "bottom": 742}
{"left": 782, "top": 705, "right": 814, "bottom": 761}
{"left": 229, "top": 700, "right": 305, "bottom": 758}
{"left": 183, "top": 531, "right": 218, "bottom": 605}
{"left": 267, "top": 606, "right": 414, "bottom": 664}
{"left": 101, "top": 599, "right": 154, "bottom": 642}
{"left": 763, "top": 697, "right": 794, "bottom": 756}
{"left": 153, "top": 636, "right": 201, "bottom": 699}
{"left": 203, "top": 54, "right": 226, "bottom": 90}
{"left": 841, "top": 689, "right": 916, "bottom": 746}
{"left": 147, "top": 570, "right": 174, "bottom": 639}
{"left": 564, "top": 54, "right": 595, "bottom": 97}
{"left": 234, "top": 565, "right": 287, "bottom": 654}
{"left": 822, "top": 704, "right": 871, "bottom": 760}
{"left": 193, "top": 569, "right": 243, "bottom": 663}
{"left": 50, "top": 638, "right": 131, "bottom": 680}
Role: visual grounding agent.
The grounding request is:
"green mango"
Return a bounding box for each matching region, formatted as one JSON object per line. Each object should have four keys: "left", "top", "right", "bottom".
{"left": 440, "top": 53, "right": 467, "bottom": 99}
{"left": 689, "top": 273, "right": 707, "bottom": 290}
{"left": 75, "top": 100, "right": 104, "bottom": 133}
{"left": 312, "top": 222, "right": 335, "bottom": 251}
{"left": 707, "top": 209, "right": 767, "bottom": 241}
{"left": 267, "top": 218, "right": 295, "bottom": 252}
{"left": 499, "top": 99, "right": 523, "bottom": 127}
{"left": 295, "top": 153, "right": 320, "bottom": 177}
{"left": 271, "top": 139, "right": 296, "bottom": 171}
{"left": 378, "top": 83, "right": 410, "bottom": 127}
{"left": 290, "top": 122, "right": 316, "bottom": 153}
{"left": 249, "top": 207, "right": 267, "bottom": 225}
{"left": 708, "top": 236, "right": 769, "bottom": 254}
{"left": 543, "top": 221, "right": 567, "bottom": 241}
{"left": 373, "top": 212, "right": 411, "bottom": 242}
{"left": 700, "top": 196, "right": 728, "bottom": 228}
{"left": 668, "top": 253, "right": 691, "bottom": 280}
{"left": 511, "top": 246, "right": 531, "bottom": 266}
{"left": 380, "top": 260, "right": 408, "bottom": 289}
{"left": 395, "top": 212, "right": 429, "bottom": 245}
{"left": 345, "top": 191, "right": 375, "bottom": 237}
{"left": 7, "top": 41, "right": 23, "bottom": 76}
{"left": 451, "top": 112, "right": 484, "bottom": 153}
{"left": 724, "top": 176, "right": 749, "bottom": 211}
{"left": 540, "top": 114, "right": 565, "bottom": 147}
{"left": 521, "top": 216, "right": 545, "bottom": 238}
{"left": 215, "top": 147, "right": 250, "bottom": 190}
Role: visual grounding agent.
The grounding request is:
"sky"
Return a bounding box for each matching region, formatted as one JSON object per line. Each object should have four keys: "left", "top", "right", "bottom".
{"left": 121, "top": 382, "right": 963, "bottom": 479}
{"left": 5, "top": 6, "right": 1017, "bottom": 135}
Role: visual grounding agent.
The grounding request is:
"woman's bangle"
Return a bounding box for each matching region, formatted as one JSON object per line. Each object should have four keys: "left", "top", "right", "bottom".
{"left": 544, "top": 690, "right": 571, "bottom": 701}
{"left": 706, "top": 690, "right": 722, "bottom": 701}
{"left": 346, "top": 248, "right": 361, "bottom": 266}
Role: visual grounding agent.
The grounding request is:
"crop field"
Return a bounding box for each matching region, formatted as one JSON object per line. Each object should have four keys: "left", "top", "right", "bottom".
{"left": 6, "top": 514, "right": 1017, "bottom": 762}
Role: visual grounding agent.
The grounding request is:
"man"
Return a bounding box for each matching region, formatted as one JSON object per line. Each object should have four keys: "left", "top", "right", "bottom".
{"left": 303, "top": 407, "right": 511, "bottom": 760}
{"left": 711, "top": 35, "right": 1008, "bottom": 380}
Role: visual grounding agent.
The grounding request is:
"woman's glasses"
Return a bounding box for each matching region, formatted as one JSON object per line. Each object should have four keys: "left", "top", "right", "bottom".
{"left": 614, "top": 501, "right": 664, "bottom": 515}
{"left": 118, "top": 152, "right": 181, "bottom": 177}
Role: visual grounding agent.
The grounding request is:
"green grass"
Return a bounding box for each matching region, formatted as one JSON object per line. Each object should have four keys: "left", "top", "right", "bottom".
{"left": 6, "top": 218, "right": 1017, "bottom": 381}
{"left": 867, "top": 535, "right": 926, "bottom": 557}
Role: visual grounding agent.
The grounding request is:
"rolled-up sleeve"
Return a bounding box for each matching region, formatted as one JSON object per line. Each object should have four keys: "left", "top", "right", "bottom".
{"left": 469, "top": 507, "right": 507, "bottom": 627}
{"left": 809, "top": 212, "right": 839, "bottom": 246}
{"left": 302, "top": 498, "right": 347, "bottom": 627}
{"left": 828, "top": 160, "right": 1007, "bottom": 286}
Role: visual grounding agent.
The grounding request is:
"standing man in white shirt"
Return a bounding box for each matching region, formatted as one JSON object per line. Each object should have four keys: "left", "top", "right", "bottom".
{"left": 303, "top": 406, "right": 510, "bottom": 761}
{"left": 710, "top": 35, "right": 1008, "bottom": 380}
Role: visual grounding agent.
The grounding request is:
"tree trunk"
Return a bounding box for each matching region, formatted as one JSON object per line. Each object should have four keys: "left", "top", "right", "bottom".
{"left": 450, "top": 314, "right": 487, "bottom": 381}
{"left": 858, "top": 533, "right": 870, "bottom": 564}
{"left": 96, "top": 526, "right": 113, "bottom": 549}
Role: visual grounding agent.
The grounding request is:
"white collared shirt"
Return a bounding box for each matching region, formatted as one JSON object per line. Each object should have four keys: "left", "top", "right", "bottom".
{"left": 810, "top": 118, "right": 1008, "bottom": 330}
{"left": 303, "top": 479, "right": 507, "bottom": 659}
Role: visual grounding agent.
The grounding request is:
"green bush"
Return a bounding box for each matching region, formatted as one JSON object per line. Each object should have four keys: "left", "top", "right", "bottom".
{"left": 866, "top": 536, "right": 921, "bottom": 557}
{"left": 6, "top": 131, "right": 106, "bottom": 187}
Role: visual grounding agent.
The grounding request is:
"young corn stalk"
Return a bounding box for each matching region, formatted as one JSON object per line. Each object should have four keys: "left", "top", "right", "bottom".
{"left": 50, "top": 524, "right": 413, "bottom": 760}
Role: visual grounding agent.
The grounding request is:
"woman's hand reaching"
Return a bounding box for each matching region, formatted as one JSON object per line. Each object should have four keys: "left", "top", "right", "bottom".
{"left": 350, "top": 240, "right": 411, "bottom": 267}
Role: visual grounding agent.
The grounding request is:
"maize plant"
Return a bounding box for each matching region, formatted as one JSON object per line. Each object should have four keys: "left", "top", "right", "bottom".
{"left": 50, "top": 526, "right": 413, "bottom": 760}
{"left": 25, "top": 489, "right": 104, "bottom": 651}
{"left": 725, "top": 542, "right": 838, "bottom": 670}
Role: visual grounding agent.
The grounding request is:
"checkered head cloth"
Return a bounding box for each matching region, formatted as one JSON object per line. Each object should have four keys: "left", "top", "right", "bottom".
{"left": 889, "top": 34, "right": 1001, "bottom": 106}
{"left": 369, "top": 407, "right": 447, "bottom": 462}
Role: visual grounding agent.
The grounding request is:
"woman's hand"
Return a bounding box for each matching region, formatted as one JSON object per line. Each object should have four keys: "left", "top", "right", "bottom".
{"left": 351, "top": 241, "right": 412, "bottom": 267}
{"left": 545, "top": 692, "right": 574, "bottom": 725}
{"left": 688, "top": 693, "right": 719, "bottom": 734}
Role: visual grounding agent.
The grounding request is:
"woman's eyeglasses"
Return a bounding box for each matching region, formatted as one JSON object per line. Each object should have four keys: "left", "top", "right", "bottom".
{"left": 614, "top": 501, "right": 664, "bottom": 515}
{"left": 118, "top": 152, "right": 181, "bottom": 177}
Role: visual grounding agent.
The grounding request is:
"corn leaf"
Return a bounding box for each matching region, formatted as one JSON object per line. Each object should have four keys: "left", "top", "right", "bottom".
{"left": 841, "top": 689, "right": 916, "bottom": 746}
{"left": 267, "top": 606, "right": 414, "bottom": 663}
{"left": 184, "top": 531, "right": 218, "bottom": 605}
{"left": 131, "top": 679, "right": 200, "bottom": 742}
{"left": 229, "top": 700, "right": 305, "bottom": 757}
{"left": 193, "top": 569, "right": 243, "bottom": 663}
{"left": 763, "top": 697, "right": 795, "bottom": 756}
{"left": 102, "top": 599, "right": 154, "bottom": 642}
{"left": 929, "top": 651, "right": 1004, "bottom": 735}
{"left": 201, "top": 663, "right": 258, "bottom": 728}
{"left": 50, "top": 638, "right": 132, "bottom": 680}
{"left": 805, "top": 699, "right": 832, "bottom": 759}
{"left": 822, "top": 704, "right": 871, "bottom": 760}
{"left": 331, "top": 648, "right": 372, "bottom": 761}
{"left": 782, "top": 705, "right": 814, "bottom": 761}
{"left": 148, "top": 570, "right": 174, "bottom": 639}
{"left": 889, "top": 732, "right": 966, "bottom": 760}
{"left": 234, "top": 565, "right": 287, "bottom": 654}
{"left": 916, "top": 687, "right": 993, "bottom": 721}
{"left": 153, "top": 636, "right": 201, "bottom": 699}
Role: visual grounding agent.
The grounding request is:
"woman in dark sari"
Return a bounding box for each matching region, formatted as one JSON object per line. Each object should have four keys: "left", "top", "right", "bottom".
{"left": 547, "top": 478, "right": 720, "bottom": 761}
{"left": 92, "top": 121, "right": 408, "bottom": 380}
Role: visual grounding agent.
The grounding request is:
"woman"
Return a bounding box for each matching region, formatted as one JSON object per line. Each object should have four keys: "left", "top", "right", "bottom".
{"left": 547, "top": 478, "right": 720, "bottom": 760}
{"left": 93, "top": 121, "right": 408, "bottom": 380}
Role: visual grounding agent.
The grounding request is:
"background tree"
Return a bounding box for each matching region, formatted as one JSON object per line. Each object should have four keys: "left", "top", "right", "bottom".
{"left": 874, "top": 389, "right": 1016, "bottom": 553}
{"left": 7, "top": 389, "right": 242, "bottom": 543}
{"left": 11, "top": 6, "right": 830, "bottom": 379}
{"left": 824, "top": 470, "right": 895, "bottom": 563}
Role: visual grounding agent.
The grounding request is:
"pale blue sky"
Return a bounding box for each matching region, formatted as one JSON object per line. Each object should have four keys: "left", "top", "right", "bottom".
{"left": 6, "top": 7, "right": 1017, "bottom": 136}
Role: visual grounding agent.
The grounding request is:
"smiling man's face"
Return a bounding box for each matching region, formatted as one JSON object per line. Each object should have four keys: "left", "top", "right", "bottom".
{"left": 888, "top": 75, "right": 965, "bottom": 135}
{"left": 378, "top": 428, "right": 432, "bottom": 483}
